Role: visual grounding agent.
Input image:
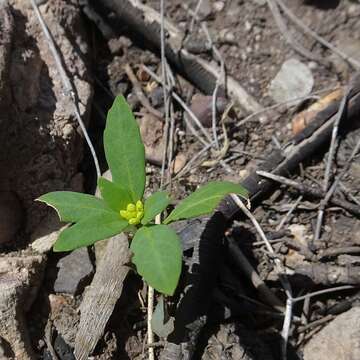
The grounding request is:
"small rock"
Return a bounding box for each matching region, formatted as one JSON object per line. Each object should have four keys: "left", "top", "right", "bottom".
{"left": 244, "top": 20, "right": 252, "bottom": 32}
{"left": 303, "top": 307, "right": 360, "bottom": 360}
{"left": 198, "top": 0, "right": 212, "bottom": 19}
{"left": 171, "top": 153, "right": 187, "bottom": 174}
{"left": 49, "top": 294, "right": 79, "bottom": 347}
{"left": 31, "top": 213, "right": 67, "bottom": 254}
{"left": 138, "top": 113, "right": 165, "bottom": 165}
{"left": 0, "top": 191, "right": 23, "bottom": 245}
{"left": 213, "top": 1, "right": 225, "bottom": 12}
{"left": 218, "top": 29, "right": 236, "bottom": 44}
{"left": 288, "top": 224, "right": 311, "bottom": 247}
{"left": 54, "top": 248, "right": 94, "bottom": 295}
{"left": 108, "top": 36, "right": 132, "bottom": 55}
{"left": 268, "top": 58, "right": 314, "bottom": 104}
{"left": 347, "top": 4, "right": 360, "bottom": 18}
{"left": 190, "top": 94, "right": 228, "bottom": 128}
{"left": 149, "top": 86, "right": 164, "bottom": 108}
{"left": 252, "top": 0, "right": 266, "bottom": 5}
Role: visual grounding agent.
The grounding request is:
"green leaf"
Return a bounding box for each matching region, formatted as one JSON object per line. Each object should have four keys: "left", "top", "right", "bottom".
{"left": 163, "top": 181, "right": 248, "bottom": 224}
{"left": 37, "top": 191, "right": 113, "bottom": 223}
{"left": 130, "top": 225, "right": 182, "bottom": 295}
{"left": 151, "top": 296, "right": 174, "bottom": 338}
{"left": 54, "top": 212, "right": 128, "bottom": 252}
{"left": 104, "top": 95, "right": 146, "bottom": 202}
{"left": 98, "top": 177, "right": 132, "bottom": 212}
{"left": 141, "top": 191, "right": 171, "bottom": 225}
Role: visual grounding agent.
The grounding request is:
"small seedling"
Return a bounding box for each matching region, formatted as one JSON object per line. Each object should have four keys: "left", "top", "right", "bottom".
{"left": 37, "top": 95, "right": 248, "bottom": 295}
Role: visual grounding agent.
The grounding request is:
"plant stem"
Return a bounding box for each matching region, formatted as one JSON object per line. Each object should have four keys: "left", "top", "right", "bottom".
{"left": 147, "top": 285, "right": 155, "bottom": 360}
{"left": 147, "top": 214, "right": 162, "bottom": 360}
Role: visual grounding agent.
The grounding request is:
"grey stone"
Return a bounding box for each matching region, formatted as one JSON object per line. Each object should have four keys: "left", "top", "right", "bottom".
{"left": 198, "top": 0, "right": 212, "bottom": 19}
{"left": 54, "top": 248, "right": 94, "bottom": 295}
{"left": 268, "top": 58, "right": 314, "bottom": 105}
{"left": 252, "top": 0, "right": 266, "bottom": 6}
{"left": 303, "top": 306, "right": 360, "bottom": 360}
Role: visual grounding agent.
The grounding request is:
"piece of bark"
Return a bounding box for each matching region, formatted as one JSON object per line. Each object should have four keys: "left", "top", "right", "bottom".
{"left": 86, "top": 0, "right": 263, "bottom": 114}
{"left": 74, "top": 233, "right": 131, "bottom": 360}
{"left": 295, "top": 263, "right": 360, "bottom": 285}
{"left": 292, "top": 88, "right": 343, "bottom": 135}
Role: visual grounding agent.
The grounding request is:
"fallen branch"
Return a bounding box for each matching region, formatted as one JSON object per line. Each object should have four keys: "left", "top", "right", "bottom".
{"left": 256, "top": 170, "right": 360, "bottom": 217}
{"left": 86, "top": 0, "right": 263, "bottom": 114}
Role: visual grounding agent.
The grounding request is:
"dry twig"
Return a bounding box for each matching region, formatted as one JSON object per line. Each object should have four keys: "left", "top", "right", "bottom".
{"left": 256, "top": 170, "right": 360, "bottom": 217}
{"left": 314, "top": 86, "right": 351, "bottom": 240}
{"left": 124, "top": 63, "right": 163, "bottom": 119}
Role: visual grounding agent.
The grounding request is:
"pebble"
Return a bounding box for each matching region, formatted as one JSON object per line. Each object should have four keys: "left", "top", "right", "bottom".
{"left": 213, "top": 1, "right": 225, "bottom": 12}
{"left": 54, "top": 247, "right": 94, "bottom": 295}
{"left": 268, "top": 58, "right": 314, "bottom": 104}
{"left": 190, "top": 94, "right": 228, "bottom": 128}
{"left": 198, "top": 0, "right": 212, "bottom": 19}
{"left": 252, "top": 0, "right": 266, "bottom": 5}
{"left": 171, "top": 153, "right": 187, "bottom": 174}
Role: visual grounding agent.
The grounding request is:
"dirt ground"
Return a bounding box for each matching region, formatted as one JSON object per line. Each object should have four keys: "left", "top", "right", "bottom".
{"left": 1, "top": 0, "right": 360, "bottom": 359}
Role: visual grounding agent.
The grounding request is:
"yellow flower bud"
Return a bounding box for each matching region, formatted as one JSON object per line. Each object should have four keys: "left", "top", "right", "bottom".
{"left": 120, "top": 201, "right": 144, "bottom": 225}
{"left": 136, "top": 200, "right": 143, "bottom": 211}
{"left": 120, "top": 210, "right": 128, "bottom": 219}
{"left": 127, "top": 203, "right": 136, "bottom": 212}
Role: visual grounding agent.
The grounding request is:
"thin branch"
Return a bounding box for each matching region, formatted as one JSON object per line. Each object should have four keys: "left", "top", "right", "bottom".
{"left": 183, "top": 4, "right": 226, "bottom": 150}
{"left": 276, "top": 195, "right": 303, "bottom": 231}
{"left": 256, "top": 170, "right": 360, "bottom": 217}
{"left": 293, "top": 285, "right": 356, "bottom": 303}
{"left": 124, "top": 63, "right": 163, "bottom": 119}
{"left": 281, "top": 297, "right": 293, "bottom": 360}
{"left": 160, "top": 0, "right": 170, "bottom": 191}
{"left": 228, "top": 237, "right": 284, "bottom": 310}
{"left": 314, "top": 130, "right": 360, "bottom": 240}
{"left": 30, "top": 0, "right": 101, "bottom": 178}
{"left": 314, "top": 87, "right": 350, "bottom": 241}
{"left": 142, "top": 66, "right": 213, "bottom": 144}
{"left": 296, "top": 314, "right": 334, "bottom": 334}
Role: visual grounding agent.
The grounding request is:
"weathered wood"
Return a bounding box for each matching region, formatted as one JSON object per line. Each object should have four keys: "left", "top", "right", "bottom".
{"left": 74, "top": 233, "right": 131, "bottom": 360}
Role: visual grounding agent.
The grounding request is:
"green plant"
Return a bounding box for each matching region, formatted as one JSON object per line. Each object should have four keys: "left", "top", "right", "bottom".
{"left": 37, "top": 95, "right": 248, "bottom": 295}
